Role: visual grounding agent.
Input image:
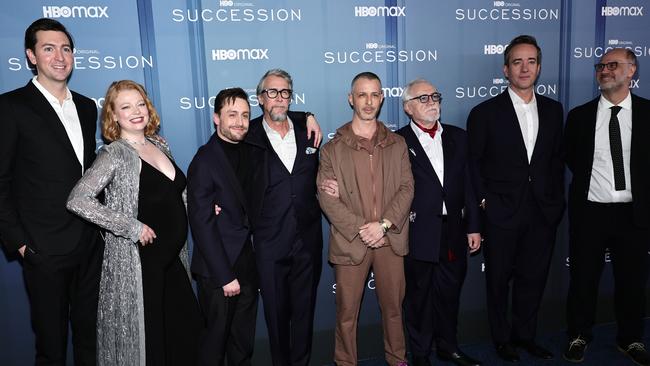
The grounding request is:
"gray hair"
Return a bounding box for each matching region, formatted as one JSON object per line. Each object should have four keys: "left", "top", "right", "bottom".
{"left": 256, "top": 68, "right": 293, "bottom": 96}
{"left": 402, "top": 78, "right": 434, "bottom": 104}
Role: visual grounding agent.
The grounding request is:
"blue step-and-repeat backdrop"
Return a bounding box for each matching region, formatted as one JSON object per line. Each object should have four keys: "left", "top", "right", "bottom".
{"left": 1, "top": 1, "right": 649, "bottom": 364}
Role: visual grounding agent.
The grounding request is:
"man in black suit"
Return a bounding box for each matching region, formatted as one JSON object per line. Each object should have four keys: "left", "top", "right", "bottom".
{"left": 467, "top": 35, "right": 564, "bottom": 362}
{"left": 563, "top": 48, "right": 650, "bottom": 366}
{"left": 0, "top": 18, "right": 102, "bottom": 365}
{"left": 398, "top": 79, "right": 482, "bottom": 366}
{"left": 245, "top": 69, "right": 323, "bottom": 366}
{"left": 188, "top": 87, "right": 266, "bottom": 366}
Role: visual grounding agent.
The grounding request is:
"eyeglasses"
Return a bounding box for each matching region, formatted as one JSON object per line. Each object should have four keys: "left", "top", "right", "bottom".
{"left": 594, "top": 61, "right": 635, "bottom": 72}
{"left": 262, "top": 88, "right": 292, "bottom": 99}
{"left": 408, "top": 92, "right": 442, "bottom": 104}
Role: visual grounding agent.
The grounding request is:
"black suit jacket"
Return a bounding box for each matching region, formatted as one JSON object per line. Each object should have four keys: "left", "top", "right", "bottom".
{"left": 0, "top": 81, "right": 98, "bottom": 255}
{"left": 467, "top": 91, "right": 565, "bottom": 229}
{"left": 187, "top": 132, "right": 266, "bottom": 287}
{"left": 564, "top": 93, "right": 650, "bottom": 228}
{"left": 398, "top": 123, "right": 481, "bottom": 263}
{"left": 245, "top": 111, "right": 322, "bottom": 260}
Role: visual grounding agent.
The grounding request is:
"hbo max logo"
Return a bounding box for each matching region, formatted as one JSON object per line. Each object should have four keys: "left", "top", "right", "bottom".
{"left": 484, "top": 44, "right": 508, "bottom": 55}
{"left": 601, "top": 6, "right": 644, "bottom": 16}
{"left": 42, "top": 6, "right": 109, "bottom": 18}
{"left": 219, "top": 0, "right": 233, "bottom": 6}
{"left": 354, "top": 6, "right": 406, "bottom": 17}
{"left": 211, "top": 48, "right": 269, "bottom": 61}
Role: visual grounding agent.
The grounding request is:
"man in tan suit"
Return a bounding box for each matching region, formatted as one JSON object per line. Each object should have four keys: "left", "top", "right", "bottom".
{"left": 317, "top": 71, "right": 414, "bottom": 366}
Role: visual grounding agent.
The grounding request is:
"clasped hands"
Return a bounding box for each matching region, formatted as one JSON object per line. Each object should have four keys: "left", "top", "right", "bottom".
{"left": 359, "top": 221, "right": 389, "bottom": 249}
{"left": 319, "top": 178, "right": 388, "bottom": 249}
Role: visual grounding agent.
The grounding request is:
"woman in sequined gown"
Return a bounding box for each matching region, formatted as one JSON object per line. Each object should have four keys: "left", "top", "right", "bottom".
{"left": 67, "top": 80, "right": 201, "bottom": 366}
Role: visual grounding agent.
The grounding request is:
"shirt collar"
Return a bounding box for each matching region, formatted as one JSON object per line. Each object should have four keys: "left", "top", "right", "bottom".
{"left": 507, "top": 86, "right": 537, "bottom": 107}
{"left": 262, "top": 116, "right": 293, "bottom": 135}
{"left": 410, "top": 120, "right": 443, "bottom": 139}
{"left": 32, "top": 76, "right": 72, "bottom": 105}
{"left": 599, "top": 91, "right": 632, "bottom": 111}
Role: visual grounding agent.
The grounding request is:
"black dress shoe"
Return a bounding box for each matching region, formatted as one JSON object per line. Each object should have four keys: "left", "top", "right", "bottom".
{"left": 618, "top": 342, "right": 650, "bottom": 366}
{"left": 516, "top": 341, "right": 554, "bottom": 360}
{"left": 563, "top": 336, "right": 587, "bottom": 363}
{"left": 411, "top": 355, "right": 432, "bottom": 366}
{"left": 437, "top": 349, "right": 482, "bottom": 366}
{"left": 496, "top": 343, "right": 520, "bottom": 362}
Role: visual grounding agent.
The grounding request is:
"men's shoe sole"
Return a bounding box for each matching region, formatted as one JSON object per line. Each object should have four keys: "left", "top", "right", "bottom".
{"left": 562, "top": 353, "right": 584, "bottom": 363}
{"left": 617, "top": 346, "right": 648, "bottom": 366}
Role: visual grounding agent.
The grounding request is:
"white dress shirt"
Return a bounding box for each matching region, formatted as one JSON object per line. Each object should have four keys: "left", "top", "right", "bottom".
{"left": 508, "top": 87, "right": 539, "bottom": 163}
{"left": 588, "top": 93, "right": 633, "bottom": 203}
{"left": 263, "top": 117, "right": 297, "bottom": 173}
{"left": 410, "top": 120, "right": 447, "bottom": 215}
{"left": 32, "top": 76, "right": 85, "bottom": 172}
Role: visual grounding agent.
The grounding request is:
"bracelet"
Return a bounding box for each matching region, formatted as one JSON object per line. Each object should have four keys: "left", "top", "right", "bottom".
{"left": 305, "top": 111, "right": 314, "bottom": 118}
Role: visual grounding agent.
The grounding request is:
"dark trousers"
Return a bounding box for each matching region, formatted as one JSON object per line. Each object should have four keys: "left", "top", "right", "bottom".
{"left": 257, "top": 239, "right": 322, "bottom": 366}
{"left": 566, "top": 202, "right": 648, "bottom": 346}
{"left": 22, "top": 229, "right": 103, "bottom": 366}
{"left": 404, "top": 221, "right": 468, "bottom": 357}
{"left": 484, "top": 198, "right": 556, "bottom": 345}
{"left": 196, "top": 276, "right": 258, "bottom": 366}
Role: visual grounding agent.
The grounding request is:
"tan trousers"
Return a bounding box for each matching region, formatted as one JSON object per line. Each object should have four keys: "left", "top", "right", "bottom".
{"left": 334, "top": 246, "right": 406, "bottom": 366}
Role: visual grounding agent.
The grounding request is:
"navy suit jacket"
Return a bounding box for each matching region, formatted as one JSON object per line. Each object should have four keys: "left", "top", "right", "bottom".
{"left": 565, "top": 93, "right": 650, "bottom": 228}
{"left": 0, "top": 81, "right": 98, "bottom": 255}
{"left": 467, "top": 91, "right": 565, "bottom": 229}
{"left": 245, "top": 111, "right": 322, "bottom": 261}
{"left": 187, "top": 132, "right": 266, "bottom": 287}
{"left": 398, "top": 123, "right": 481, "bottom": 263}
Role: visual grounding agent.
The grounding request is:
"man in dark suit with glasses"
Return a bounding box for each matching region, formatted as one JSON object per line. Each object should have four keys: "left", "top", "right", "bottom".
{"left": 398, "top": 79, "right": 482, "bottom": 366}
{"left": 563, "top": 48, "right": 650, "bottom": 366}
{"left": 246, "top": 69, "right": 324, "bottom": 366}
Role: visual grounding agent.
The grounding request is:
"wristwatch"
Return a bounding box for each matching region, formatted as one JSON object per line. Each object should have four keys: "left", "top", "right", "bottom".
{"left": 380, "top": 219, "right": 390, "bottom": 234}
{"left": 305, "top": 111, "right": 314, "bottom": 119}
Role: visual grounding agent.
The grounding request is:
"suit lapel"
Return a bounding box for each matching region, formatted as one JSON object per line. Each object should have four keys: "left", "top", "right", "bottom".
{"left": 26, "top": 82, "right": 80, "bottom": 167}
{"left": 582, "top": 99, "right": 599, "bottom": 168}
{"left": 631, "top": 94, "right": 643, "bottom": 170}
{"left": 530, "top": 95, "right": 547, "bottom": 164}
{"left": 208, "top": 135, "right": 248, "bottom": 208}
{"left": 441, "top": 127, "right": 454, "bottom": 189}
{"left": 248, "top": 116, "right": 294, "bottom": 175}
{"left": 292, "top": 119, "right": 308, "bottom": 173}
{"left": 499, "top": 92, "right": 530, "bottom": 165}
{"left": 403, "top": 124, "right": 442, "bottom": 188}
{"left": 73, "top": 93, "right": 97, "bottom": 170}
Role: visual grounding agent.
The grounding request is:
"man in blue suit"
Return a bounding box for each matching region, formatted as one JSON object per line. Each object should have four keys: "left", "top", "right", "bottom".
{"left": 188, "top": 87, "right": 266, "bottom": 366}
{"left": 467, "top": 35, "right": 565, "bottom": 362}
{"left": 246, "top": 69, "right": 323, "bottom": 366}
{"left": 398, "top": 79, "right": 482, "bottom": 366}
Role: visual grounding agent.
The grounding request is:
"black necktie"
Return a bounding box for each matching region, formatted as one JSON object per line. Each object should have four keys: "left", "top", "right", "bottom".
{"left": 609, "top": 106, "right": 625, "bottom": 191}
